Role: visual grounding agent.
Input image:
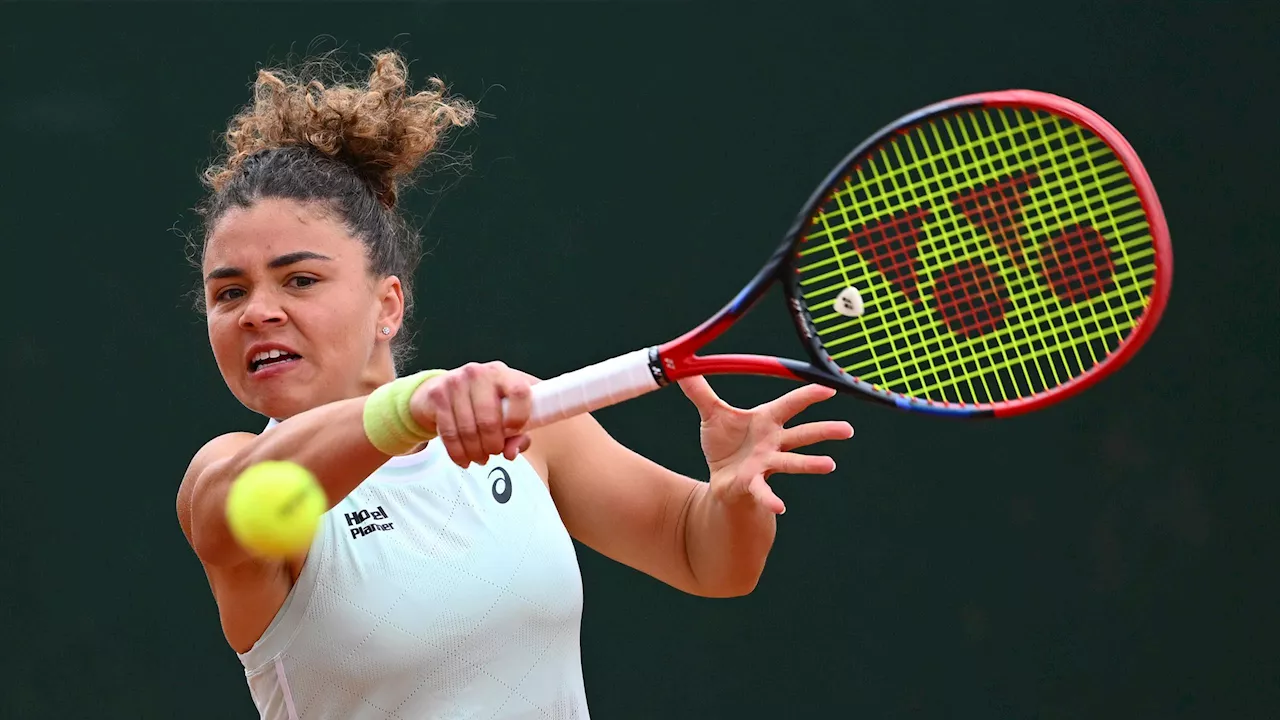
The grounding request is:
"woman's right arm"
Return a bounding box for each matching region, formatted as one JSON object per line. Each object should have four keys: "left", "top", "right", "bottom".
{"left": 177, "top": 361, "right": 538, "bottom": 569}
{"left": 177, "top": 395, "right": 395, "bottom": 569}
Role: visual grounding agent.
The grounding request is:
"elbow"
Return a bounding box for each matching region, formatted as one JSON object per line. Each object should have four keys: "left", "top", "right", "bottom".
{"left": 723, "top": 570, "right": 765, "bottom": 598}
{"left": 706, "top": 582, "right": 759, "bottom": 599}
{"left": 190, "top": 510, "right": 239, "bottom": 569}
{"left": 187, "top": 462, "right": 254, "bottom": 569}
{"left": 693, "top": 565, "right": 766, "bottom": 599}
{"left": 679, "top": 483, "right": 775, "bottom": 598}
{"left": 192, "top": 523, "right": 243, "bottom": 569}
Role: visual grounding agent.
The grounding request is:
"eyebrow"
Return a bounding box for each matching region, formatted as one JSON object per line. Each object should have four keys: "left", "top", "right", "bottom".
{"left": 205, "top": 251, "right": 334, "bottom": 281}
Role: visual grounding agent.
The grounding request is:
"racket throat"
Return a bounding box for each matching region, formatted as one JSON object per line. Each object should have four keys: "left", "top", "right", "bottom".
{"left": 647, "top": 346, "right": 673, "bottom": 387}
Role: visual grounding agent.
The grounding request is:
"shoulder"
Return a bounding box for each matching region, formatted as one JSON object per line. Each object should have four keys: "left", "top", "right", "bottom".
{"left": 176, "top": 431, "right": 257, "bottom": 548}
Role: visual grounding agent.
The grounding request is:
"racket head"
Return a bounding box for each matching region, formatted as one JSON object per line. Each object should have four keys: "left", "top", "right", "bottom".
{"left": 777, "top": 90, "right": 1172, "bottom": 417}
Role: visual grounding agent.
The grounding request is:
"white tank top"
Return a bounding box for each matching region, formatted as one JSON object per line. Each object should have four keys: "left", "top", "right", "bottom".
{"left": 236, "top": 421, "right": 590, "bottom": 719}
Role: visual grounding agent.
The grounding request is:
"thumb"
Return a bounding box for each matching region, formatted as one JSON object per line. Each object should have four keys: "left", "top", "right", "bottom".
{"left": 677, "top": 375, "right": 722, "bottom": 420}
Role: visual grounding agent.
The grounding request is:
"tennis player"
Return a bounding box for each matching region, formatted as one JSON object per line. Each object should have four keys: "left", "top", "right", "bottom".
{"left": 176, "top": 50, "right": 854, "bottom": 720}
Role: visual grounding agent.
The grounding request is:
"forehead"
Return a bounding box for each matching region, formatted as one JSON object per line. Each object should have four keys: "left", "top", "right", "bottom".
{"left": 203, "top": 198, "right": 361, "bottom": 270}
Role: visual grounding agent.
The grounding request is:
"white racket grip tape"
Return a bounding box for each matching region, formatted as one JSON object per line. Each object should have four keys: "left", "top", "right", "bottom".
{"left": 505, "top": 348, "right": 662, "bottom": 431}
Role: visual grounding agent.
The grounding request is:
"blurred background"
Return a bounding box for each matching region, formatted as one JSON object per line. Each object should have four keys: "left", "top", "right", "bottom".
{"left": 0, "top": 1, "right": 1275, "bottom": 718}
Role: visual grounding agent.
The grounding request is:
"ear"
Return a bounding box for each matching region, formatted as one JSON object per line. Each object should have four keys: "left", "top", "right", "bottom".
{"left": 374, "top": 275, "right": 406, "bottom": 340}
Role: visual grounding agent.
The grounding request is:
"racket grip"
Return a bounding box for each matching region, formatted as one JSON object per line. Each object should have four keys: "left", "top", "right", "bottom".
{"left": 504, "top": 348, "right": 662, "bottom": 432}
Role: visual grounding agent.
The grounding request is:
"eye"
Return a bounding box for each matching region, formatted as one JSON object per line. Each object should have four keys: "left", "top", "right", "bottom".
{"left": 288, "top": 276, "right": 318, "bottom": 289}
{"left": 214, "top": 287, "right": 246, "bottom": 303}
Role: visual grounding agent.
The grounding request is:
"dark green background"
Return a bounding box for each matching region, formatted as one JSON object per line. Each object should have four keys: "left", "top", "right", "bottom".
{"left": 1, "top": 2, "right": 1275, "bottom": 718}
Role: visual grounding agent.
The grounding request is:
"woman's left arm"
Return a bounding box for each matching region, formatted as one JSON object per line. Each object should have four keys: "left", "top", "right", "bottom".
{"left": 532, "top": 377, "right": 854, "bottom": 598}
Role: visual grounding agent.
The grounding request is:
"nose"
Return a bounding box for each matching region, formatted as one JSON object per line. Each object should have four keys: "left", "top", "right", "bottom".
{"left": 238, "top": 291, "right": 287, "bottom": 330}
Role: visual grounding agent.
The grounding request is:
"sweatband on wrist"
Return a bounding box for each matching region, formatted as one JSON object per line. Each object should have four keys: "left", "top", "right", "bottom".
{"left": 363, "top": 369, "right": 448, "bottom": 456}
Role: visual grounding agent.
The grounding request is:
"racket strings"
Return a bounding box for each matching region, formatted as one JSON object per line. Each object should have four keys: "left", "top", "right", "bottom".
{"left": 793, "top": 107, "right": 1158, "bottom": 405}
{"left": 857, "top": 114, "right": 1144, "bottom": 401}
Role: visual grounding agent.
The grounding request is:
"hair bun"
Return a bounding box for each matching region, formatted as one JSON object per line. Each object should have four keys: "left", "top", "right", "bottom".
{"left": 205, "top": 50, "right": 475, "bottom": 207}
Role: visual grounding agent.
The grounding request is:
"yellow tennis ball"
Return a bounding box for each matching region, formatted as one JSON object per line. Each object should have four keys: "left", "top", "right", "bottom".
{"left": 225, "top": 460, "right": 327, "bottom": 559}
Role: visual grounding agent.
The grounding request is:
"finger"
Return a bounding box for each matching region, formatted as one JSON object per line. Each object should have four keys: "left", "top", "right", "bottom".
{"left": 676, "top": 376, "right": 722, "bottom": 421}
{"left": 428, "top": 379, "right": 469, "bottom": 468}
{"left": 765, "top": 384, "right": 838, "bottom": 424}
{"left": 748, "top": 475, "right": 787, "bottom": 515}
{"left": 496, "top": 374, "right": 533, "bottom": 434}
{"left": 780, "top": 420, "right": 855, "bottom": 451}
{"left": 466, "top": 367, "right": 506, "bottom": 459}
{"left": 450, "top": 371, "right": 485, "bottom": 465}
{"left": 502, "top": 434, "right": 531, "bottom": 461}
{"left": 768, "top": 451, "right": 836, "bottom": 476}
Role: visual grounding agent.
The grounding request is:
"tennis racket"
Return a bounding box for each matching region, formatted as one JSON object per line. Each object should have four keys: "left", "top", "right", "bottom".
{"left": 509, "top": 89, "right": 1173, "bottom": 428}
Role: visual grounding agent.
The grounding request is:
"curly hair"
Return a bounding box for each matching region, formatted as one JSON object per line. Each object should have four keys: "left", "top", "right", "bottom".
{"left": 194, "top": 50, "right": 475, "bottom": 370}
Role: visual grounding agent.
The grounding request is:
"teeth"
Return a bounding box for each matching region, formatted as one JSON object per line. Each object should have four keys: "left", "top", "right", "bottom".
{"left": 251, "top": 350, "right": 295, "bottom": 365}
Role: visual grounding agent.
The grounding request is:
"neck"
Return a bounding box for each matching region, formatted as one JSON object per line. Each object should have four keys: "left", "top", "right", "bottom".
{"left": 359, "top": 350, "right": 400, "bottom": 395}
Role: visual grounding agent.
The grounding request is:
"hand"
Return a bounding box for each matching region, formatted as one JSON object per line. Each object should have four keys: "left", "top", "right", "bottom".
{"left": 679, "top": 377, "right": 854, "bottom": 515}
{"left": 408, "top": 361, "right": 534, "bottom": 468}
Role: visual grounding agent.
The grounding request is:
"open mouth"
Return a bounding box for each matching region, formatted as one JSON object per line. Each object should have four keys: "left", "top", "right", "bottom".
{"left": 249, "top": 350, "right": 303, "bottom": 373}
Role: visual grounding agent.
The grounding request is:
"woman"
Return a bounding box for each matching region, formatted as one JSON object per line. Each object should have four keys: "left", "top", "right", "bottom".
{"left": 176, "top": 50, "right": 854, "bottom": 720}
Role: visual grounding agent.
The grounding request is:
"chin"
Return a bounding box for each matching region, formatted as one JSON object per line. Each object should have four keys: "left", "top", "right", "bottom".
{"left": 232, "top": 373, "right": 324, "bottom": 421}
{"left": 249, "top": 395, "right": 313, "bottom": 422}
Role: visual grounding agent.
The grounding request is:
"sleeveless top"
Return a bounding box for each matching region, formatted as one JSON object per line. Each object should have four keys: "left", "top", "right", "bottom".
{"left": 235, "top": 421, "right": 590, "bottom": 719}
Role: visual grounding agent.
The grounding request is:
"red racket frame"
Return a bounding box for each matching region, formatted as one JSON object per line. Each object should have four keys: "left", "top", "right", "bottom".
{"left": 651, "top": 90, "right": 1172, "bottom": 418}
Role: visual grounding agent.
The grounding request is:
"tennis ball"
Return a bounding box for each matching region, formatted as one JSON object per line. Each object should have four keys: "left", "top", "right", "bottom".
{"left": 225, "top": 460, "right": 327, "bottom": 559}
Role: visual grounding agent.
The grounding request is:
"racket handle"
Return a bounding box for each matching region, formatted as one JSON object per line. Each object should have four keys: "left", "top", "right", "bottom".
{"left": 504, "top": 348, "right": 662, "bottom": 432}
